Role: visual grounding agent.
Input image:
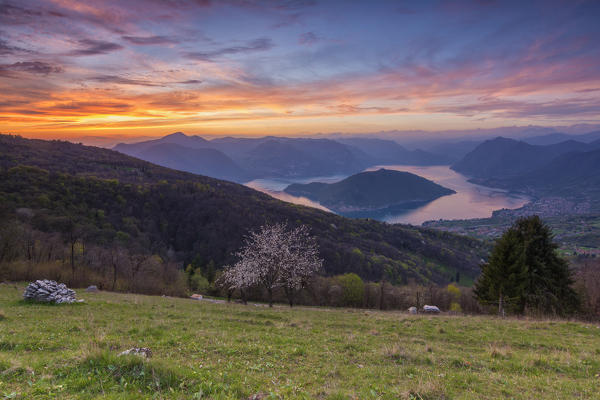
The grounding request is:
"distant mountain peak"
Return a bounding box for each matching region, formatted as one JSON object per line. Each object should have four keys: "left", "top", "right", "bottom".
{"left": 164, "top": 131, "right": 186, "bottom": 138}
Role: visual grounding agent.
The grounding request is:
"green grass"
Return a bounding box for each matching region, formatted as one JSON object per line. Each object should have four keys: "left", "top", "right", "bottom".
{"left": 1, "top": 284, "right": 599, "bottom": 399}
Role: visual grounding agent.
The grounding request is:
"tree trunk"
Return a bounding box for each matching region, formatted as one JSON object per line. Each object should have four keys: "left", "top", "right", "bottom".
{"left": 284, "top": 287, "right": 294, "bottom": 307}
{"left": 498, "top": 291, "right": 505, "bottom": 317}
{"left": 268, "top": 287, "right": 273, "bottom": 307}
{"left": 379, "top": 281, "right": 385, "bottom": 310}
{"left": 112, "top": 260, "right": 117, "bottom": 291}
{"left": 71, "top": 240, "right": 75, "bottom": 284}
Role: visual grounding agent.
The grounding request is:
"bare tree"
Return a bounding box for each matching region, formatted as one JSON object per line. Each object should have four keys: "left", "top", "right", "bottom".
{"left": 226, "top": 223, "right": 322, "bottom": 307}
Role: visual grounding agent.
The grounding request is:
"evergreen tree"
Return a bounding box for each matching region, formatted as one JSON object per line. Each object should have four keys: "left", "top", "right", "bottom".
{"left": 474, "top": 216, "right": 579, "bottom": 316}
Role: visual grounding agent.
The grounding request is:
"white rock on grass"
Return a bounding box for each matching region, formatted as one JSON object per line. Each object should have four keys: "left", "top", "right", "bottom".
{"left": 118, "top": 347, "right": 152, "bottom": 358}
{"left": 422, "top": 305, "right": 441, "bottom": 314}
{"left": 23, "top": 280, "right": 77, "bottom": 304}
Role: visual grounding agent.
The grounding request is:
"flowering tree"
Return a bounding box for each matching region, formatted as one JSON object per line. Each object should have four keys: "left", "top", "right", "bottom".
{"left": 218, "top": 262, "right": 256, "bottom": 304}
{"left": 224, "top": 222, "right": 322, "bottom": 307}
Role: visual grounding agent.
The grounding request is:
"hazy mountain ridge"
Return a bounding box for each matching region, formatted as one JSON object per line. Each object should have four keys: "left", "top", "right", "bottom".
{"left": 113, "top": 133, "right": 451, "bottom": 183}
{"left": 335, "top": 137, "right": 452, "bottom": 165}
{"left": 451, "top": 136, "right": 600, "bottom": 206}
{"left": 451, "top": 137, "right": 599, "bottom": 179}
{"left": 285, "top": 168, "right": 455, "bottom": 213}
{"left": 135, "top": 143, "right": 249, "bottom": 182}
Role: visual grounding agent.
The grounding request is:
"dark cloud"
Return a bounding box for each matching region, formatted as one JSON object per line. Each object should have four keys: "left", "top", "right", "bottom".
{"left": 185, "top": 38, "right": 273, "bottom": 60}
{"left": 69, "top": 39, "right": 124, "bottom": 56}
{"left": 298, "top": 32, "right": 318, "bottom": 45}
{"left": 53, "top": 101, "right": 133, "bottom": 112}
{"left": 0, "top": 61, "right": 63, "bottom": 75}
{"left": 121, "top": 35, "right": 179, "bottom": 45}
{"left": 90, "top": 75, "right": 163, "bottom": 87}
{"left": 177, "top": 79, "right": 203, "bottom": 84}
{"left": 11, "top": 109, "right": 47, "bottom": 115}
{"left": 0, "top": 38, "right": 30, "bottom": 55}
{"left": 0, "top": 2, "right": 67, "bottom": 25}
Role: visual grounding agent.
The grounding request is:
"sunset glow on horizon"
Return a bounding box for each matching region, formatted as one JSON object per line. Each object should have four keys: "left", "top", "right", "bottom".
{"left": 1, "top": 0, "right": 600, "bottom": 141}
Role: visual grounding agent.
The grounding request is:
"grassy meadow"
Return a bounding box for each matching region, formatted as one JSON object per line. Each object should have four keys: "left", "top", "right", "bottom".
{"left": 1, "top": 283, "right": 599, "bottom": 399}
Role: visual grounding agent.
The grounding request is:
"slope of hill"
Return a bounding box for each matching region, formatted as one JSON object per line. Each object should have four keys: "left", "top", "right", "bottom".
{"left": 114, "top": 132, "right": 211, "bottom": 155}
{"left": 523, "top": 130, "right": 600, "bottom": 146}
{"left": 451, "top": 137, "right": 594, "bottom": 179}
{"left": 135, "top": 143, "right": 248, "bottom": 182}
{"left": 335, "top": 138, "right": 452, "bottom": 165}
{"left": 0, "top": 134, "right": 486, "bottom": 284}
{"left": 3, "top": 286, "right": 598, "bottom": 400}
{"left": 241, "top": 138, "right": 367, "bottom": 178}
{"left": 285, "top": 169, "right": 455, "bottom": 212}
{"left": 484, "top": 149, "right": 600, "bottom": 200}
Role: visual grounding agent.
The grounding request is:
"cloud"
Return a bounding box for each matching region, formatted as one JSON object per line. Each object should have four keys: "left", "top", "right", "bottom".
{"left": 69, "top": 39, "right": 124, "bottom": 56}
{"left": 177, "top": 79, "right": 203, "bottom": 84}
{"left": 90, "top": 75, "right": 164, "bottom": 87}
{"left": 0, "top": 61, "right": 63, "bottom": 75}
{"left": 0, "top": 2, "right": 67, "bottom": 25}
{"left": 185, "top": 38, "right": 273, "bottom": 60}
{"left": 89, "top": 75, "right": 203, "bottom": 86}
{"left": 121, "top": 35, "right": 178, "bottom": 45}
{"left": 0, "top": 38, "right": 30, "bottom": 55}
{"left": 298, "top": 32, "right": 319, "bottom": 46}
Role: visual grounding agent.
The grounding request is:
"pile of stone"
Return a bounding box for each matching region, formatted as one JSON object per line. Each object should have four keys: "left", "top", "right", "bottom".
{"left": 118, "top": 347, "right": 152, "bottom": 358}
{"left": 23, "top": 280, "right": 77, "bottom": 304}
{"left": 422, "top": 305, "right": 441, "bottom": 314}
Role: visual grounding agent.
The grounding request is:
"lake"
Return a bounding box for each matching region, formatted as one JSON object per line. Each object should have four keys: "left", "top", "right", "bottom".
{"left": 244, "top": 165, "right": 530, "bottom": 225}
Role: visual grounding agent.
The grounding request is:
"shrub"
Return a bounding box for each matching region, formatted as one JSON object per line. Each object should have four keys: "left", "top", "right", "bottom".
{"left": 190, "top": 273, "right": 209, "bottom": 293}
{"left": 336, "top": 273, "right": 365, "bottom": 307}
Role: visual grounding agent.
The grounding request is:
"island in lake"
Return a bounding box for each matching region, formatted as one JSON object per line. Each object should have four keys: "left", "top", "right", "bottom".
{"left": 284, "top": 168, "right": 456, "bottom": 216}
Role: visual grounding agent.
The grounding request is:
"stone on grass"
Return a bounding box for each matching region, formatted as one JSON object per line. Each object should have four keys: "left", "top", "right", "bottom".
{"left": 118, "top": 347, "right": 152, "bottom": 358}
{"left": 23, "top": 280, "right": 77, "bottom": 304}
{"left": 246, "top": 393, "right": 269, "bottom": 400}
{"left": 85, "top": 285, "right": 99, "bottom": 292}
{"left": 190, "top": 294, "right": 203, "bottom": 300}
{"left": 422, "top": 305, "right": 441, "bottom": 314}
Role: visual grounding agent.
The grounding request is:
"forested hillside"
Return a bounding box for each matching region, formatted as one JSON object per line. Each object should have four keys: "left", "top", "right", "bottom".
{"left": 451, "top": 137, "right": 595, "bottom": 179}
{"left": 285, "top": 168, "right": 455, "bottom": 212}
{"left": 0, "top": 135, "right": 486, "bottom": 285}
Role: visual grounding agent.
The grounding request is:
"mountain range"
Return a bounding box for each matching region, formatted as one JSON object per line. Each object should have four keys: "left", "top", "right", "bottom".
{"left": 451, "top": 136, "right": 600, "bottom": 203}
{"left": 113, "top": 133, "right": 450, "bottom": 183}
{"left": 285, "top": 168, "right": 455, "bottom": 213}
{"left": 0, "top": 134, "right": 486, "bottom": 285}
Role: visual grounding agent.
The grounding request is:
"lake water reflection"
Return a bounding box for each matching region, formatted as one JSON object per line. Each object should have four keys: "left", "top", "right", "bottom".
{"left": 244, "top": 165, "right": 530, "bottom": 225}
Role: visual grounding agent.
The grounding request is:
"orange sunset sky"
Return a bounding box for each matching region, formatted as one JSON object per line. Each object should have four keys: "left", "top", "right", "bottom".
{"left": 1, "top": 0, "right": 600, "bottom": 142}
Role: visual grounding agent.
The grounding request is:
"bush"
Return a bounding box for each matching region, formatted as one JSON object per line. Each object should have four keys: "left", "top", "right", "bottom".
{"left": 336, "top": 273, "right": 365, "bottom": 307}
{"left": 190, "top": 273, "right": 209, "bottom": 293}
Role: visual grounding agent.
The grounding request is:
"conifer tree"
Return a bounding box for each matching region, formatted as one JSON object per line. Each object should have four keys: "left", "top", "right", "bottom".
{"left": 474, "top": 216, "right": 579, "bottom": 316}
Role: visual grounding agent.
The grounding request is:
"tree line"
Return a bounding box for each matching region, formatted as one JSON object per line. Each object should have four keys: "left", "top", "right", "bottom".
{"left": 2, "top": 203, "right": 599, "bottom": 318}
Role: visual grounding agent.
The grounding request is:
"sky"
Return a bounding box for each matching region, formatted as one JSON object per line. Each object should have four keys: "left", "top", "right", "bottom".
{"left": 1, "top": 0, "right": 600, "bottom": 141}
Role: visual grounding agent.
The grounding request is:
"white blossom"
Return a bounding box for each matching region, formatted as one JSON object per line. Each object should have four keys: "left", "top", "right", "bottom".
{"left": 221, "top": 222, "right": 322, "bottom": 306}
